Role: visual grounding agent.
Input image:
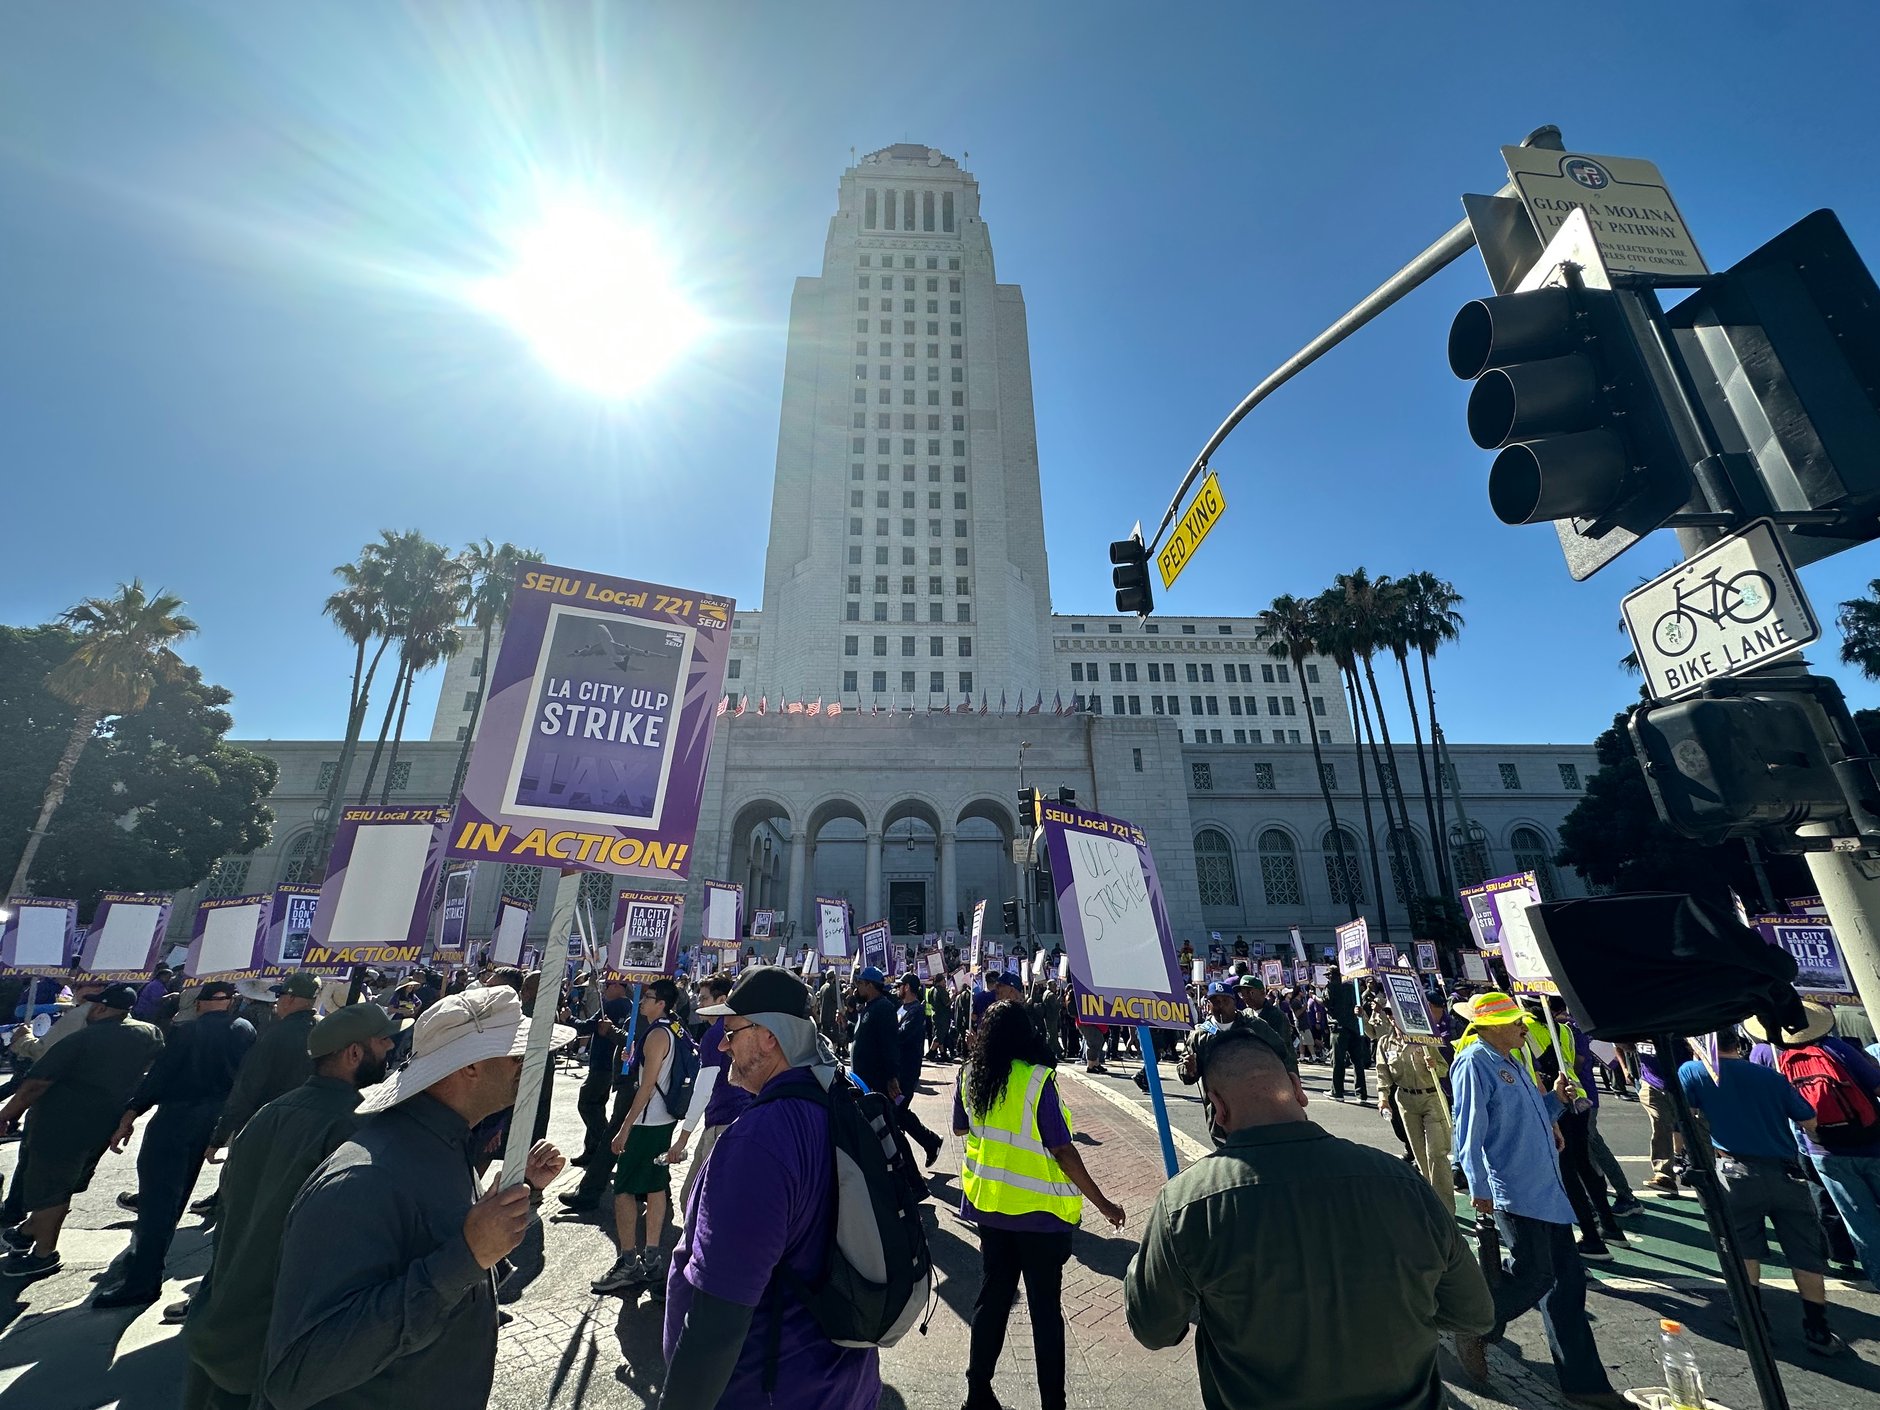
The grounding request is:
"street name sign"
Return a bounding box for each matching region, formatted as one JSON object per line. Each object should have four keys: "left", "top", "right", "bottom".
{"left": 1156, "top": 470, "right": 1227, "bottom": 590}
{"left": 1621, "top": 519, "right": 1819, "bottom": 701}
{"left": 1502, "top": 147, "right": 1707, "bottom": 278}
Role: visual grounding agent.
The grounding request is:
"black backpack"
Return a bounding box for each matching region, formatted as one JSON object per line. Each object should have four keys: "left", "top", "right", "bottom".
{"left": 749, "top": 1074, "right": 933, "bottom": 1385}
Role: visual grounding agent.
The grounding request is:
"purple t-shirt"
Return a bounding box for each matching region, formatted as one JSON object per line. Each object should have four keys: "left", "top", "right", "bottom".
{"left": 665, "top": 1069, "right": 879, "bottom": 1410}
{"left": 952, "top": 1066, "right": 1077, "bottom": 1233}
{"left": 697, "top": 1018, "right": 753, "bottom": 1129}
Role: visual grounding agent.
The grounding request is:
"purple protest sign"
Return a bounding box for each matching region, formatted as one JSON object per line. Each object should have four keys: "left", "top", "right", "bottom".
{"left": 187, "top": 893, "right": 272, "bottom": 979}
{"left": 445, "top": 564, "right": 733, "bottom": 882}
{"left": 490, "top": 895, "right": 532, "bottom": 966}
{"left": 1755, "top": 915, "right": 1857, "bottom": 1003}
{"left": 1415, "top": 941, "right": 1440, "bottom": 974}
{"left": 1040, "top": 801, "right": 1187, "bottom": 1030}
{"left": 266, "top": 885, "right": 321, "bottom": 967}
{"left": 701, "top": 880, "right": 742, "bottom": 950}
{"left": 438, "top": 864, "right": 476, "bottom": 957}
{"left": 1335, "top": 918, "right": 1371, "bottom": 977}
{"left": 80, "top": 892, "right": 173, "bottom": 979}
{"left": 859, "top": 920, "right": 891, "bottom": 973}
{"left": 610, "top": 888, "right": 683, "bottom": 983}
{"left": 0, "top": 897, "right": 78, "bottom": 977}
{"left": 307, "top": 805, "right": 449, "bottom": 967}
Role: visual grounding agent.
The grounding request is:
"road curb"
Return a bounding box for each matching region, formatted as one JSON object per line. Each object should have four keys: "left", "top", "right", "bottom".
{"left": 1058, "top": 1063, "right": 1212, "bottom": 1165}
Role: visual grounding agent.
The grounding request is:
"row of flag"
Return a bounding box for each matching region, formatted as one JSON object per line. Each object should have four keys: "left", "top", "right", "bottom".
{"left": 715, "top": 690, "right": 1069, "bottom": 718}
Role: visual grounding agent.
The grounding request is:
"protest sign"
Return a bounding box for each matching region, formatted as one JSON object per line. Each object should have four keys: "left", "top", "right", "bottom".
{"left": 1415, "top": 941, "right": 1439, "bottom": 974}
{"left": 80, "top": 892, "right": 173, "bottom": 979}
{"left": 438, "top": 865, "right": 475, "bottom": 957}
{"left": 859, "top": 920, "right": 891, "bottom": 973}
{"left": 1040, "top": 800, "right": 1186, "bottom": 1030}
{"left": 1381, "top": 971, "right": 1439, "bottom": 1042}
{"left": 187, "top": 894, "right": 271, "bottom": 980}
{"left": 1293, "top": 962, "right": 1310, "bottom": 988}
{"left": 1460, "top": 872, "right": 1555, "bottom": 994}
{"left": 969, "top": 899, "right": 985, "bottom": 968}
{"left": 444, "top": 564, "right": 733, "bottom": 882}
{"left": 1311, "top": 964, "right": 1331, "bottom": 987}
{"left": 306, "top": 805, "right": 449, "bottom": 968}
{"left": 1755, "top": 916, "right": 1857, "bottom": 1003}
{"left": 751, "top": 909, "right": 773, "bottom": 940}
{"left": 817, "top": 897, "right": 850, "bottom": 959}
{"left": 265, "top": 885, "right": 320, "bottom": 966}
{"left": 702, "top": 880, "right": 742, "bottom": 950}
{"left": 1372, "top": 944, "right": 1398, "bottom": 971}
{"left": 490, "top": 895, "right": 532, "bottom": 966}
{"left": 1335, "top": 918, "right": 1371, "bottom": 977}
{"left": 610, "top": 888, "right": 683, "bottom": 983}
{"left": 1260, "top": 959, "right": 1285, "bottom": 989}
{"left": 0, "top": 897, "right": 78, "bottom": 977}
{"left": 1461, "top": 951, "right": 1492, "bottom": 984}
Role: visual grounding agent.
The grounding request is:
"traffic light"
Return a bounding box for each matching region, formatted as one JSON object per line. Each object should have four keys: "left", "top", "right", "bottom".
{"left": 1017, "top": 787, "right": 1042, "bottom": 830}
{"left": 1001, "top": 898, "right": 1021, "bottom": 935}
{"left": 1109, "top": 534, "right": 1154, "bottom": 615}
{"left": 1448, "top": 282, "right": 1692, "bottom": 579}
{"left": 1628, "top": 693, "right": 1846, "bottom": 847}
{"left": 1667, "top": 210, "right": 1880, "bottom": 569}
{"left": 1057, "top": 787, "right": 1077, "bottom": 806}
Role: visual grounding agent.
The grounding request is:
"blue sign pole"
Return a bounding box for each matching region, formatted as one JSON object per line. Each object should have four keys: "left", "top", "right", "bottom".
{"left": 1135, "top": 1025, "right": 1180, "bottom": 1177}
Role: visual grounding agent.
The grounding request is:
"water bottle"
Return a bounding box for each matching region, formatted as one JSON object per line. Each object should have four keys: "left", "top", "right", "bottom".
{"left": 1659, "top": 1319, "right": 1706, "bottom": 1409}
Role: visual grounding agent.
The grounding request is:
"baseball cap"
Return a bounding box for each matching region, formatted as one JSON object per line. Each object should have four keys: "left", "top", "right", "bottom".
{"left": 272, "top": 972, "right": 321, "bottom": 1000}
{"left": 1195, "top": 1013, "right": 1299, "bottom": 1079}
{"left": 309, "top": 1002, "right": 401, "bottom": 1058}
{"left": 1236, "top": 973, "right": 1262, "bottom": 989}
{"left": 897, "top": 971, "right": 922, "bottom": 991}
{"left": 853, "top": 965, "right": 887, "bottom": 989}
{"left": 1205, "top": 979, "right": 1237, "bottom": 998}
{"left": 697, "top": 965, "right": 812, "bottom": 1020}
{"left": 197, "top": 981, "right": 240, "bottom": 1001}
{"left": 993, "top": 970, "right": 1023, "bottom": 990}
{"left": 357, "top": 986, "right": 575, "bottom": 1115}
{"left": 93, "top": 983, "right": 140, "bottom": 1012}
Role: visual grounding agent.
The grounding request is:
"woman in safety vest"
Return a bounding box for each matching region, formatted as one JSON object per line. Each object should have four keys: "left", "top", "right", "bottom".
{"left": 953, "top": 1001, "right": 1126, "bottom": 1410}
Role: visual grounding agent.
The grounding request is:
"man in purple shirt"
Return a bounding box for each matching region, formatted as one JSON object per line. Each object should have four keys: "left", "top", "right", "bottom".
{"left": 661, "top": 967, "right": 877, "bottom": 1410}
{"left": 131, "top": 968, "right": 175, "bottom": 1023}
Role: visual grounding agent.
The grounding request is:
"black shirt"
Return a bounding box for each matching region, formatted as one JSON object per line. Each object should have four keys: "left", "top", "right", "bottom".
{"left": 129, "top": 1010, "right": 256, "bottom": 1114}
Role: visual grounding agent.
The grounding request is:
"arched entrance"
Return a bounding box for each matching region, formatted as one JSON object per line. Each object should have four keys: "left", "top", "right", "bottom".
{"left": 725, "top": 797, "right": 795, "bottom": 949}
{"left": 880, "top": 798, "right": 944, "bottom": 938}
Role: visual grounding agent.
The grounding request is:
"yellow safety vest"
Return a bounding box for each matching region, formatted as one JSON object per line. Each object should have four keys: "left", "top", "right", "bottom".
{"left": 959, "top": 1060, "right": 1083, "bottom": 1226}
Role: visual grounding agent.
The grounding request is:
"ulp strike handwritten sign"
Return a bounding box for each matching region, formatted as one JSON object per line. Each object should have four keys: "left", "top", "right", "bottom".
{"left": 1040, "top": 801, "right": 1187, "bottom": 1029}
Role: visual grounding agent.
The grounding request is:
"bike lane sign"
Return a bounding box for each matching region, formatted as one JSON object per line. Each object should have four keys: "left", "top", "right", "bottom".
{"left": 1621, "top": 518, "right": 1819, "bottom": 702}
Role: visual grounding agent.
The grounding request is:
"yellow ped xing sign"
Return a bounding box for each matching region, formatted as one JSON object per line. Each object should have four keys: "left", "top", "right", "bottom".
{"left": 1156, "top": 471, "right": 1227, "bottom": 590}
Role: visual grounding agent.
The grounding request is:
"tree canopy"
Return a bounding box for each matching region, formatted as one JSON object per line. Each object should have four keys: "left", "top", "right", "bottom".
{"left": 0, "top": 624, "right": 277, "bottom": 914}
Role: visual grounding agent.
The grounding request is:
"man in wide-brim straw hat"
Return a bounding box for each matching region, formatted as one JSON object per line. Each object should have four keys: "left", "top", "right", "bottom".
{"left": 1449, "top": 992, "right": 1626, "bottom": 1406}
{"left": 261, "top": 986, "right": 573, "bottom": 1408}
{"left": 1744, "top": 1000, "right": 1880, "bottom": 1298}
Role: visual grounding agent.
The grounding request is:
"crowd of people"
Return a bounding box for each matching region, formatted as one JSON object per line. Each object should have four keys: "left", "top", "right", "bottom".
{"left": 0, "top": 939, "right": 1873, "bottom": 1408}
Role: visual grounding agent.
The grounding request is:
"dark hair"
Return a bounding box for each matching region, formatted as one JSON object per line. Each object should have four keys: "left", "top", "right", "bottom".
{"left": 702, "top": 976, "right": 732, "bottom": 1001}
{"left": 965, "top": 1000, "right": 1050, "bottom": 1118}
{"left": 647, "top": 978, "right": 680, "bottom": 1008}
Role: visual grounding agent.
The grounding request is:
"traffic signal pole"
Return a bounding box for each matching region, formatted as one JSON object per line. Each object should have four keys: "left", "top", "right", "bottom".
{"left": 1798, "top": 826, "right": 1880, "bottom": 1025}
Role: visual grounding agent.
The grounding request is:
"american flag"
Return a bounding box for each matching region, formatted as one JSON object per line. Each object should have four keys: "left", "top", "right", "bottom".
{"left": 1029, "top": 691, "right": 1042, "bottom": 714}
{"left": 734, "top": 696, "right": 747, "bottom": 717}
{"left": 758, "top": 696, "right": 768, "bottom": 716}
{"left": 715, "top": 696, "right": 728, "bottom": 716}
{"left": 999, "top": 689, "right": 1007, "bottom": 714}
{"left": 806, "top": 698, "right": 822, "bottom": 716}
{"left": 785, "top": 700, "right": 805, "bottom": 715}
{"left": 978, "top": 692, "right": 988, "bottom": 715}
{"left": 1052, "top": 691, "right": 1064, "bottom": 714}
{"left": 829, "top": 701, "right": 843, "bottom": 716}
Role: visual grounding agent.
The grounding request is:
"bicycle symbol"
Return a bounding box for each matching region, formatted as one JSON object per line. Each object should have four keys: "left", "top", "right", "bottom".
{"left": 1650, "top": 566, "right": 1777, "bottom": 657}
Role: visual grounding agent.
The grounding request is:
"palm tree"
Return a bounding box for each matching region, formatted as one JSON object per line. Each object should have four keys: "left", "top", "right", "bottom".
{"left": 1837, "top": 580, "right": 1880, "bottom": 681}
{"left": 1331, "top": 570, "right": 1426, "bottom": 909}
{"left": 354, "top": 531, "right": 457, "bottom": 802}
{"left": 8, "top": 582, "right": 197, "bottom": 895}
{"left": 1262, "top": 595, "right": 1356, "bottom": 920}
{"left": 364, "top": 539, "right": 467, "bottom": 803}
{"left": 1313, "top": 593, "right": 1392, "bottom": 942}
{"left": 308, "top": 555, "right": 397, "bottom": 869}
{"left": 447, "top": 540, "right": 542, "bottom": 803}
{"left": 1400, "top": 571, "right": 1464, "bottom": 891}
{"left": 1381, "top": 574, "right": 1452, "bottom": 900}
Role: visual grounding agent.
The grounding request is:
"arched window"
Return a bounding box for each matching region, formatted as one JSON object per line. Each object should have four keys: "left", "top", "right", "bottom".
{"left": 942, "top": 191, "right": 955, "bottom": 232}
{"left": 864, "top": 189, "right": 878, "bottom": 229}
{"left": 1258, "top": 830, "right": 1303, "bottom": 906}
{"left": 1388, "top": 827, "right": 1428, "bottom": 905}
{"left": 1511, "top": 827, "right": 1560, "bottom": 900}
{"left": 1194, "top": 829, "right": 1239, "bottom": 908}
{"left": 1323, "top": 826, "right": 1366, "bottom": 907}
{"left": 500, "top": 864, "right": 542, "bottom": 909}
{"left": 280, "top": 831, "right": 320, "bottom": 886}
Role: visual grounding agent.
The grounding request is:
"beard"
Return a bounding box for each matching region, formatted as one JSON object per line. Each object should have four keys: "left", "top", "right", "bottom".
{"left": 354, "top": 1051, "right": 391, "bottom": 1089}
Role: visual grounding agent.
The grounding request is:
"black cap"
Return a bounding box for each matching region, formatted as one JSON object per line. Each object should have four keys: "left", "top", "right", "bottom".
{"left": 1194, "top": 1014, "right": 1299, "bottom": 1080}
{"left": 197, "top": 981, "right": 240, "bottom": 1001}
{"left": 696, "top": 964, "right": 810, "bottom": 1020}
{"left": 93, "top": 983, "right": 139, "bottom": 1011}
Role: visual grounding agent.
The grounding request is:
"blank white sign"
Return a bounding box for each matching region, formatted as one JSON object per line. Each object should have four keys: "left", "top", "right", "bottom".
{"left": 1062, "top": 831, "right": 1163, "bottom": 991}
{"left": 324, "top": 823, "right": 434, "bottom": 945}
{"left": 91, "top": 903, "right": 165, "bottom": 973}
{"left": 492, "top": 903, "right": 529, "bottom": 965}
{"left": 196, "top": 902, "right": 264, "bottom": 977}
{"left": 704, "top": 887, "right": 738, "bottom": 942}
{"left": 15, "top": 906, "right": 69, "bottom": 968}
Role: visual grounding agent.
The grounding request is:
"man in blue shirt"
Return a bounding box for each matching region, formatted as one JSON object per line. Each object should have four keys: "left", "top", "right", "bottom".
{"left": 1680, "top": 1026, "right": 1845, "bottom": 1356}
{"left": 1450, "top": 993, "right": 1623, "bottom": 1408}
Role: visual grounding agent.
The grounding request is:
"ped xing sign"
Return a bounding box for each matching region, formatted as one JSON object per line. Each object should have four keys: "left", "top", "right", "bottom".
{"left": 1620, "top": 519, "right": 1818, "bottom": 701}
{"left": 1156, "top": 470, "right": 1227, "bottom": 591}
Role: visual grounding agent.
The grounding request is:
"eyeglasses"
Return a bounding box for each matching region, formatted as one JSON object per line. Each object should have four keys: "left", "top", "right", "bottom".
{"left": 722, "top": 1021, "right": 760, "bottom": 1040}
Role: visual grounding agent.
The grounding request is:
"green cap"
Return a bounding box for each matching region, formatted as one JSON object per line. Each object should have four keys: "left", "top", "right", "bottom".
{"left": 308, "top": 1002, "right": 400, "bottom": 1058}
{"left": 271, "top": 972, "right": 322, "bottom": 1000}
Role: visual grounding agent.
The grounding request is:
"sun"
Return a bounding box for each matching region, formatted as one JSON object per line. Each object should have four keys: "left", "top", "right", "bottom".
{"left": 473, "top": 200, "right": 707, "bottom": 399}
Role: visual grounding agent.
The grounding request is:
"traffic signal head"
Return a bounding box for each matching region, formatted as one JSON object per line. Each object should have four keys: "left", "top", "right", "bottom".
{"left": 1018, "top": 787, "right": 1042, "bottom": 830}
{"left": 1449, "top": 283, "right": 1693, "bottom": 579}
{"left": 1057, "top": 787, "right": 1077, "bottom": 806}
{"left": 1109, "top": 534, "right": 1154, "bottom": 616}
{"left": 1001, "top": 898, "right": 1021, "bottom": 935}
{"left": 1628, "top": 694, "right": 1844, "bottom": 847}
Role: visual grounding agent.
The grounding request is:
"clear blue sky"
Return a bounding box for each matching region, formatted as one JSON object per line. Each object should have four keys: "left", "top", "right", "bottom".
{"left": 4, "top": 3, "right": 1878, "bottom": 746}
